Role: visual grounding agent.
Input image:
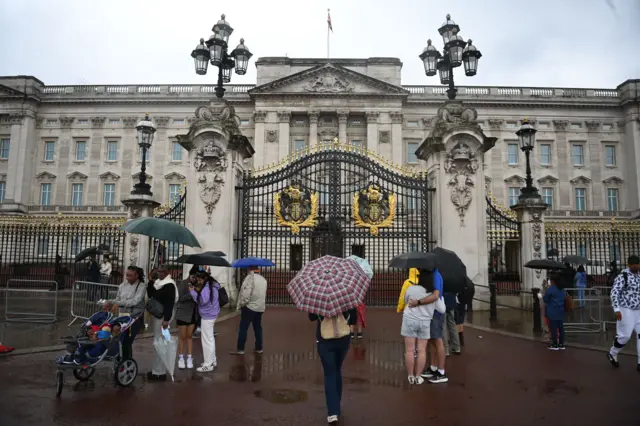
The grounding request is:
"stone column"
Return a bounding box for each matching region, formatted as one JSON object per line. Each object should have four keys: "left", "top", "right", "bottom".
{"left": 122, "top": 195, "right": 160, "bottom": 273}
{"left": 338, "top": 110, "right": 348, "bottom": 143}
{"left": 253, "top": 110, "right": 267, "bottom": 168}
{"left": 552, "top": 120, "right": 570, "bottom": 207}
{"left": 0, "top": 113, "right": 36, "bottom": 213}
{"left": 416, "top": 101, "right": 497, "bottom": 300}
{"left": 152, "top": 117, "right": 170, "bottom": 199}
{"left": 177, "top": 101, "right": 254, "bottom": 304}
{"left": 366, "top": 112, "right": 379, "bottom": 153}
{"left": 88, "top": 116, "right": 106, "bottom": 205}
{"left": 390, "top": 111, "right": 403, "bottom": 164}
{"left": 277, "top": 111, "right": 291, "bottom": 161}
{"left": 308, "top": 111, "right": 319, "bottom": 146}
{"left": 513, "top": 200, "right": 547, "bottom": 296}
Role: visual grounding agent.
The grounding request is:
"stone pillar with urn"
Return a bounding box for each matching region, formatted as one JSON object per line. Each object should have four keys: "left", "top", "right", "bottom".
{"left": 122, "top": 195, "right": 160, "bottom": 277}
{"left": 416, "top": 101, "right": 496, "bottom": 305}
{"left": 176, "top": 100, "right": 254, "bottom": 303}
{"left": 512, "top": 199, "right": 548, "bottom": 298}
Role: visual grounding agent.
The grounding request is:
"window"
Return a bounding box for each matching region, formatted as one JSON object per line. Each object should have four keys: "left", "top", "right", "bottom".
{"left": 538, "top": 122, "right": 550, "bottom": 129}
{"left": 571, "top": 144, "right": 584, "bottom": 166}
{"left": 570, "top": 123, "right": 582, "bottom": 130}
{"left": 71, "top": 183, "right": 83, "bottom": 206}
{"left": 542, "top": 188, "right": 553, "bottom": 208}
{"left": 171, "top": 142, "right": 183, "bottom": 161}
{"left": 539, "top": 143, "right": 551, "bottom": 165}
{"left": 40, "top": 183, "right": 52, "bottom": 206}
{"left": 407, "top": 142, "right": 419, "bottom": 163}
{"left": 507, "top": 143, "right": 519, "bottom": 165}
{"left": 107, "top": 141, "right": 118, "bottom": 161}
{"left": 239, "top": 119, "right": 249, "bottom": 126}
{"left": 505, "top": 121, "right": 517, "bottom": 129}
{"left": 108, "top": 119, "right": 120, "bottom": 125}
{"left": 577, "top": 244, "right": 587, "bottom": 258}
{"left": 602, "top": 124, "right": 612, "bottom": 131}
{"left": 75, "top": 141, "right": 86, "bottom": 161}
{"left": 0, "top": 138, "right": 9, "bottom": 159}
{"left": 37, "top": 237, "right": 49, "bottom": 256}
{"left": 103, "top": 183, "right": 115, "bottom": 206}
{"left": 607, "top": 188, "right": 619, "bottom": 211}
{"left": 575, "top": 188, "right": 586, "bottom": 211}
{"left": 293, "top": 139, "right": 305, "bottom": 153}
{"left": 407, "top": 121, "right": 419, "bottom": 128}
{"left": 77, "top": 119, "right": 89, "bottom": 125}
{"left": 294, "top": 119, "right": 305, "bottom": 125}
{"left": 167, "top": 242, "right": 179, "bottom": 260}
{"left": 43, "top": 141, "right": 55, "bottom": 161}
{"left": 508, "top": 187, "right": 520, "bottom": 206}
{"left": 0, "top": 182, "right": 5, "bottom": 203}
{"left": 46, "top": 119, "right": 57, "bottom": 126}
{"left": 174, "top": 119, "right": 185, "bottom": 125}
{"left": 604, "top": 145, "right": 616, "bottom": 166}
{"left": 70, "top": 236, "right": 82, "bottom": 257}
{"left": 351, "top": 140, "right": 362, "bottom": 149}
{"left": 169, "top": 184, "right": 181, "bottom": 205}
{"left": 351, "top": 119, "right": 362, "bottom": 126}
{"left": 139, "top": 146, "right": 150, "bottom": 162}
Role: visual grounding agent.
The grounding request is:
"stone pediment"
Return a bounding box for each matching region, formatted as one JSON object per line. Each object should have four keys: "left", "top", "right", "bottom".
{"left": 537, "top": 175, "right": 559, "bottom": 185}
{"left": 248, "top": 64, "right": 408, "bottom": 97}
{"left": 67, "top": 171, "right": 88, "bottom": 181}
{"left": 164, "top": 172, "right": 186, "bottom": 181}
{"left": 0, "top": 84, "right": 25, "bottom": 98}
{"left": 570, "top": 175, "right": 591, "bottom": 185}
{"left": 504, "top": 174, "right": 525, "bottom": 184}
{"left": 602, "top": 176, "right": 624, "bottom": 185}
{"left": 36, "top": 171, "right": 57, "bottom": 180}
{"left": 99, "top": 171, "right": 120, "bottom": 181}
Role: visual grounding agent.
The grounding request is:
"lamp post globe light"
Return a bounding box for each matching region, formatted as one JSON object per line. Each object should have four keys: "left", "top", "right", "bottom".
{"left": 131, "top": 113, "right": 156, "bottom": 196}
{"left": 515, "top": 118, "right": 540, "bottom": 200}
{"left": 191, "top": 14, "right": 253, "bottom": 99}
{"left": 419, "top": 14, "right": 482, "bottom": 100}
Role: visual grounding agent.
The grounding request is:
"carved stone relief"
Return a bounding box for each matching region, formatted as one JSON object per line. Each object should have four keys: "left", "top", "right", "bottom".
{"left": 303, "top": 74, "right": 354, "bottom": 93}
{"left": 266, "top": 130, "right": 278, "bottom": 143}
{"left": 553, "top": 120, "right": 569, "bottom": 131}
{"left": 129, "top": 235, "right": 139, "bottom": 265}
{"left": 253, "top": 110, "right": 267, "bottom": 123}
{"left": 585, "top": 120, "right": 601, "bottom": 131}
{"left": 193, "top": 139, "right": 228, "bottom": 225}
{"left": 366, "top": 112, "right": 379, "bottom": 124}
{"left": 444, "top": 142, "right": 479, "bottom": 226}
{"left": 59, "top": 116, "right": 75, "bottom": 128}
{"left": 488, "top": 119, "right": 504, "bottom": 129}
{"left": 123, "top": 117, "right": 138, "bottom": 128}
{"left": 155, "top": 116, "right": 170, "bottom": 128}
{"left": 379, "top": 131, "right": 391, "bottom": 144}
{"left": 308, "top": 111, "right": 319, "bottom": 124}
{"left": 390, "top": 112, "right": 403, "bottom": 124}
{"left": 532, "top": 212, "right": 542, "bottom": 279}
{"left": 91, "top": 116, "right": 106, "bottom": 128}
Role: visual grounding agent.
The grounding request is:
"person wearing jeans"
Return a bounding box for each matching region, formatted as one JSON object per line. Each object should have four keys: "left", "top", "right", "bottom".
{"left": 230, "top": 268, "right": 267, "bottom": 355}
{"left": 190, "top": 272, "right": 220, "bottom": 372}
{"left": 309, "top": 308, "right": 357, "bottom": 425}
{"left": 443, "top": 291, "right": 461, "bottom": 355}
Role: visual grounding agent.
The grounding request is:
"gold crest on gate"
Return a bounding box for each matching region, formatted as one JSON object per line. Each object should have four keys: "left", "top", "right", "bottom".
{"left": 274, "top": 179, "right": 319, "bottom": 234}
{"left": 352, "top": 183, "right": 396, "bottom": 235}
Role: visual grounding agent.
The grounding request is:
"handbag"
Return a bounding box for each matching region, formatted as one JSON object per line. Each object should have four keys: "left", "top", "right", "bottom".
{"left": 146, "top": 298, "right": 164, "bottom": 319}
{"left": 320, "top": 314, "right": 351, "bottom": 340}
{"left": 564, "top": 293, "right": 574, "bottom": 312}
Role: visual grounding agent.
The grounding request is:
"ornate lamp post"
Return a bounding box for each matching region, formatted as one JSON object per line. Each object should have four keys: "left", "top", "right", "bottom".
{"left": 131, "top": 114, "right": 156, "bottom": 196}
{"left": 516, "top": 118, "right": 540, "bottom": 200}
{"left": 419, "top": 14, "right": 482, "bottom": 100}
{"left": 191, "top": 14, "right": 253, "bottom": 99}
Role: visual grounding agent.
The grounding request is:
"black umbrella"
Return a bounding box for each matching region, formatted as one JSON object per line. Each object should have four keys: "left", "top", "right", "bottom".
{"left": 175, "top": 253, "right": 231, "bottom": 267}
{"left": 175, "top": 251, "right": 226, "bottom": 263}
{"left": 431, "top": 247, "right": 467, "bottom": 293}
{"left": 75, "top": 247, "right": 100, "bottom": 263}
{"left": 389, "top": 251, "right": 437, "bottom": 270}
{"left": 562, "top": 255, "right": 588, "bottom": 265}
{"left": 524, "top": 259, "right": 570, "bottom": 270}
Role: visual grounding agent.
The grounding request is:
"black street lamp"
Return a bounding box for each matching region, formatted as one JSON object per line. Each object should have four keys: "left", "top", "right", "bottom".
{"left": 131, "top": 114, "right": 156, "bottom": 196}
{"left": 419, "top": 14, "right": 482, "bottom": 100}
{"left": 191, "top": 14, "right": 253, "bottom": 99}
{"left": 516, "top": 118, "right": 540, "bottom": 200}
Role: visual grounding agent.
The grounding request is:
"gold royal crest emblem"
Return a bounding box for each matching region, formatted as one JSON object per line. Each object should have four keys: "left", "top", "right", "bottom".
{"left": 274, "top": 179, "right": 319, "bottom": 234}
{"left": 352, "top": 183, "right": 396, "bottom": 235}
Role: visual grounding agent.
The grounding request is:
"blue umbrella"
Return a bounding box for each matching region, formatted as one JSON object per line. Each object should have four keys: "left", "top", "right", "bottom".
{"left": 347, "top": 255, "right": 373, "bottom": 280}
{"left": 232, "top": 257, "right": 276, "bottom": 268}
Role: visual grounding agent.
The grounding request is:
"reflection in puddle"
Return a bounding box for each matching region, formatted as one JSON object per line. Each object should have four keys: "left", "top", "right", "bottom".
{"left": 254, "top": 389, "right": 308, "bottom": 404}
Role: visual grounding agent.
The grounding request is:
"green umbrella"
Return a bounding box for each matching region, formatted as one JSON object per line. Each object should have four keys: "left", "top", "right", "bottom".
{"left": 121, "top": 217, "right": 201, "bottom": 248}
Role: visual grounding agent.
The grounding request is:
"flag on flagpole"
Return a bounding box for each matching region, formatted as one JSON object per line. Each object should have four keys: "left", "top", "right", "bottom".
{"left": 327, "top": 9, "right": 333, "bottom": 32}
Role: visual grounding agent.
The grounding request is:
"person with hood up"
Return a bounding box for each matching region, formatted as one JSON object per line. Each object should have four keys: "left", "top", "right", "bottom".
{"left": 190, "top": 271, "right": 221, "bottom": 372}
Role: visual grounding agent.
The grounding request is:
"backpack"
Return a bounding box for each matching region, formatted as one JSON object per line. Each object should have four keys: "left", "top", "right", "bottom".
{"left": 218, "top": 286, "right": 229, "bottom": 308}
{"left": 320, "top": 314, "right": 350, "bottom": 340}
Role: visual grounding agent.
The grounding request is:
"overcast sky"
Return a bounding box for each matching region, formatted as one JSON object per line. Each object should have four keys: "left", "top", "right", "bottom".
{"left": 0, "top": 0, "right": 638, "bottom": 88}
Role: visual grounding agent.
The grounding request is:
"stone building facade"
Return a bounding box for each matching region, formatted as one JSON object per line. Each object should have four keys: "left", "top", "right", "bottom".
{"left": 0, "top": 57, "right": 638, "bottom": 219}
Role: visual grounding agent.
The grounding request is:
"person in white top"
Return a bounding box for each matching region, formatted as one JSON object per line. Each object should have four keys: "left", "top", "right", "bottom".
{"left": 99, "top": 256, "right": 112, "bottom": 284}
{"left": 401, "top": 281, "right": 446, "bottom": 385}
{"left": 230, "top": 267, "right": 268, "bottom": 355}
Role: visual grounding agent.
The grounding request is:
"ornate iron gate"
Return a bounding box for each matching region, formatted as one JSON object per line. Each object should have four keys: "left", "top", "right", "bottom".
{"left": 238, "top": 142, "right": 436, "bottom": 306}
{"left": 151, "top": 187, "right": 187, "bottom": 280}
{"left": 486, "top": 193, "right": 522, "bottom": 294}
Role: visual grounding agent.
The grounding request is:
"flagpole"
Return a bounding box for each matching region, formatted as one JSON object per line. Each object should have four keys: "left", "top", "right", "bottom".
{"left": 327, "top": 8, "right": 330, "bottom": 58}
{"left": 327, "top": 23, "right": 330, "bottom": 58}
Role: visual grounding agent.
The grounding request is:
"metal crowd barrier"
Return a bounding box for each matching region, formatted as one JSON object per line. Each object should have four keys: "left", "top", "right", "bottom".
{"left": 68, "top": 280, "right": 118, "bottom": 326}
{"left": 591, "top": 286, "right": 615, "bottom": 331}
{"left": 563, "top": 287, "right": 604, "bottom": 333}
{"left": 4, "top": 279, "right": 58, "bottom": 323}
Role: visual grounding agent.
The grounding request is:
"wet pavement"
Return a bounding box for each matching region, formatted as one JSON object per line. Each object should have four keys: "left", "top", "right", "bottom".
{"left": 1, "top": 307, "right": 638, "bottom": 426}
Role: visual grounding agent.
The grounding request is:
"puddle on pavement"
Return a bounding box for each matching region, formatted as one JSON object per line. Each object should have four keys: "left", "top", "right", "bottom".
{"left": 542, "top": 379, "right": 580, "bottom": 395}
{"left": 254, "top": 389, "right": 308, "bottom": 404}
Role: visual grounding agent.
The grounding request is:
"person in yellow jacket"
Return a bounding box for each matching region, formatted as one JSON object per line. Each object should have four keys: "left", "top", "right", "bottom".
{"left": 397, "top": 268, "right": 421, "bottom": 312}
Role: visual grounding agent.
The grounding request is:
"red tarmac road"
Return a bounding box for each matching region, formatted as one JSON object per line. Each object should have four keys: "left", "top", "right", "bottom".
{"left": 0, "top": 307, "right": 638, "bottom": 426}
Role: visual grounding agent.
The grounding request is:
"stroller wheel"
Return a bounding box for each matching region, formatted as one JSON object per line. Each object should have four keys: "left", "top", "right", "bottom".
{"left": 114, "top": 359, "right": 138, "bottom": 387}
{"left": 73, "top": 366, "right": 95, "bottom": 381}
{"left": 55, "top": 371, "right": 64, "bottom": 397}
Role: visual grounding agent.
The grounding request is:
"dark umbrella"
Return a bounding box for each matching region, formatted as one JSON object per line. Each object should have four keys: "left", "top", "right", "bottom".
{"left": 175, "top": 251, "right": 226, "bottom": 263}
{"left": 562, "top": 255, "right": 588, "bottom": 265}
{"left": 75, "top": 247, "right": 100, "bottom": 263}
{"left": 431, "top": 247, "right": 467, "bottom": 293}
{"left": 388, "top": 252, "right": 437, "bottom": 270}
{"left": 121, "top": 217, "right": 201, "bottom": 248}
{"left": 175, "top": 253, "right": 231, "bottom": 267}
{"left": 524, "top": 259, "right": 570, "bottom": 270}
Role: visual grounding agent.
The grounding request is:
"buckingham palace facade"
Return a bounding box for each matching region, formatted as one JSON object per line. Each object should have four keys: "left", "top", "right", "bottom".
{"left": 0, "top": 57, "right": 639, "bottom": 218}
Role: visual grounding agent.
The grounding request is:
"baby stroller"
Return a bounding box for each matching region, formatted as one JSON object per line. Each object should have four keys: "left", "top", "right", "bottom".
{"left": 55, "top": 311, "right": 139, "bottom": 396}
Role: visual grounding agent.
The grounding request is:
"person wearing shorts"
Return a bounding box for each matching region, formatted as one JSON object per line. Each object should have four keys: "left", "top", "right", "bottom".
{"left": 401, "top": 273, "right": 445, "bottom": 385}
{"left": 175, "top": 273, "right": 198, "bottom": 369}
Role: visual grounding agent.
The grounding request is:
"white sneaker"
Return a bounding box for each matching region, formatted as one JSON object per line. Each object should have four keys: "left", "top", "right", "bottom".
{"left": 327, "top": 415, "right": 338, "bottom": 424}
{"left": 414, "top": 376, "right": 425, "bottom": 385}
{"left": 178, "top": 357, "right": 186, "bottom": 370}
{"left": 197, "top": 364, "right": 215, "bottom": 373}
{"left": 408, "top": 375, "right": 415, "bottom": 385}
{"left": 186, "top": 357, "right": 194, "bottom": 369}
